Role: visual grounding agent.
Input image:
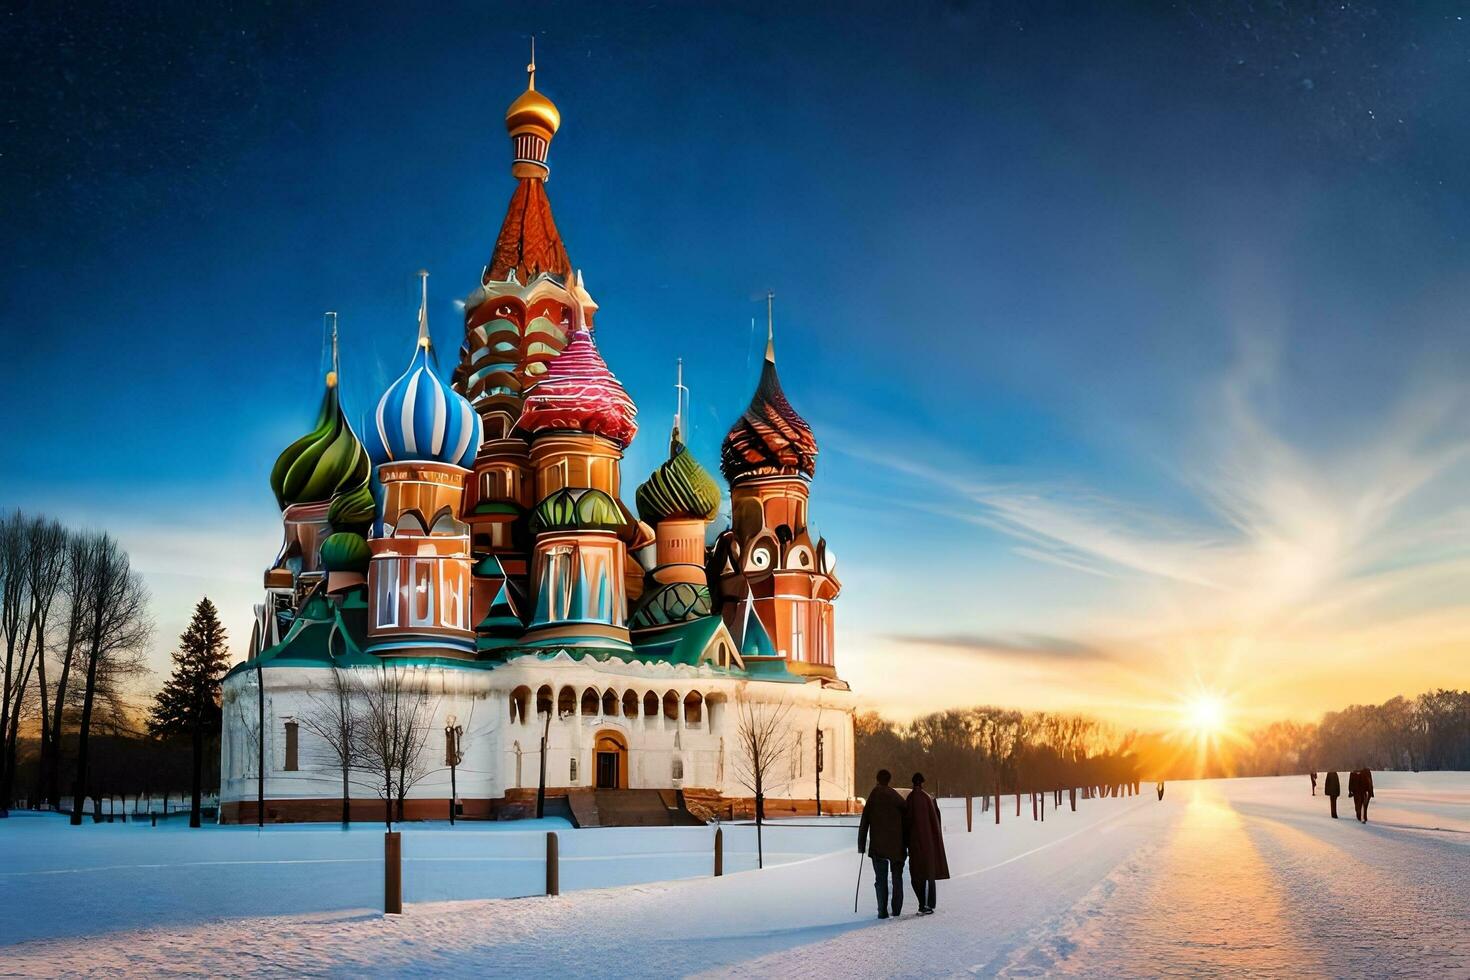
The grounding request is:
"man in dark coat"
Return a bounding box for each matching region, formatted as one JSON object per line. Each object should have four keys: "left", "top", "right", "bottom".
{"left": 1352, "top": 769, "right": 1374, "bottom": 823}
{"left": 1347, "top": 769, "right": 1362, "bottom": 821}
{"left": 858, "top": 769, "right": 907, "bottom": 919}
{"left": 1324, "top": 769, "right": 1341, "bottom": 818}
{"left": 904, "top": 772, "right": 950, "bottom": 915}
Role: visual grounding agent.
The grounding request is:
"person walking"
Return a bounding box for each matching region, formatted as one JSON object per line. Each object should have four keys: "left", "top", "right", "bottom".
{"left": 904, "top": 772, "right": 950, "bottom": 916}
{"left": 1354, "top": 769, "right": 1374, "bottom": 823}
{"left": 858, "top": 769, "right": 907, "bottom": 919}
{"left": 1324, "top": 769, "right": 1341, "bottom": 818}
{"left": 1347, "top": 769, "right": 1363, "bottom": 821}
{"left": 1310, "top": 772, "right": 1317, "bottom": 796}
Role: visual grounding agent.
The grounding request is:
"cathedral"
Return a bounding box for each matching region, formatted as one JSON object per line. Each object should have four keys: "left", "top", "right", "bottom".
{"left": 219, "top": 54, "right": 854, "bottom": 823}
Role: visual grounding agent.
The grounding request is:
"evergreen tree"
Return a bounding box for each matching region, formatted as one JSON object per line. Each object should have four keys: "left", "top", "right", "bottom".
{"left": 150, "top": 597, "right": 230, "bottom": 827}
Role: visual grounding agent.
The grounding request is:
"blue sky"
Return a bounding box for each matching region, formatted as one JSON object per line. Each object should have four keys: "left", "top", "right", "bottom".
{"left": 6, "top": 2, "right": 1470, "bottom": 727}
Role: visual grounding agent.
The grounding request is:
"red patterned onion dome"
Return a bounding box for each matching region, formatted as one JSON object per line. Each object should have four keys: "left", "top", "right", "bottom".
{"left": 515, "top": 328, "right": 637, "bottom": 447}
{"left": 720, "top": 355, "right": 817, "bottom": 484}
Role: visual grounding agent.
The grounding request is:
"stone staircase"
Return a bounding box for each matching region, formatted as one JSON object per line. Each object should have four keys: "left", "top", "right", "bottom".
{"left": 566, "top": 788, "right": 703, "bottom": 828}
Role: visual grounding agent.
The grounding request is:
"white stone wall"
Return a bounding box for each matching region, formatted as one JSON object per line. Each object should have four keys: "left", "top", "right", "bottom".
{"left": 219, "top": 654, "right": 855, "bottom": 813}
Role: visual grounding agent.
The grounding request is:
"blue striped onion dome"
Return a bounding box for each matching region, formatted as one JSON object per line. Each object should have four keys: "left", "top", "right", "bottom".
{"left": 365, "top": 340, "right": 483, "bottom": 469}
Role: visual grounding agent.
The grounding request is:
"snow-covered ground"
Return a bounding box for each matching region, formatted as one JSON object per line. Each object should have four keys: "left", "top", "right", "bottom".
{"left": 2, "top": 773, "right": 1466, "bottom": 978}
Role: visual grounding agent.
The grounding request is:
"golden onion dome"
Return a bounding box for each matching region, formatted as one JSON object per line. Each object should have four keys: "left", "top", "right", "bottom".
{"left": 505, "top": 64, "right": 560, "bottom": 142}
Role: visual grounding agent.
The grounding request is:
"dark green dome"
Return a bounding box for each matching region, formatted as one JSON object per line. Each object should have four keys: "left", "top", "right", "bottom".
{"left": 327, "top": 481, "right": 375, "bottom": 533}
{"left": 636, "top": 441, "right": 721, "bottom": 524}
{"left": 630, "top": 581, "right": 713, "bottom": 630}
{"left": 319, "top": 531, "right": 371, "bottom": 573}
{"left": 270, "top": 380, "right": 370, "bottom": 510}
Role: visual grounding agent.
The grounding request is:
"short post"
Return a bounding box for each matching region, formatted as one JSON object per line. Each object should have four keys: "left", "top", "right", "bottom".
{"left": 995, "top": 785, "right": 1001, "bottom": 825}
{"left": 1040, "top": 790, "right": 1045, "bottom": 821}
{"left": 965, "top": 796, "right": 972, "bottom": 832}
{"left": 1070, "top": 787, "right": 1077, "bottom": 811}
{"left": 150, "top": 813, "right": 156, "bottom": 828}
{"left": 546, "top": 831, "right": 560, "bottom": 896}
{"left": 1015, "top": 792, "right": 1020, "bottom": 817}
{"left": 714, "top": 827, "right": 724, "bottom": 877}
{"left": 1032, "top": 792, "right": 1038, "bottom": 821}
{"left": 384, "top": 831, "right": 402, "bottom": 915}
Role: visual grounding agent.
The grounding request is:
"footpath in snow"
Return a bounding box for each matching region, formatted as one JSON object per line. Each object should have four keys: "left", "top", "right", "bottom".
{"left": 2, "top": 773, "right": 1467, "bottom": 978}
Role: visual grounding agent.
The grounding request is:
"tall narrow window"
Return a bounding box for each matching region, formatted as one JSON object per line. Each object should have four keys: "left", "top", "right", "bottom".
{"left": 284, "top": 721, "right": 299, "bottom": 772}
{"left": 440, "top": 565, "right": 465, "bottom": 629}
{"left": 410, "top": 559, "right": 435, "bottom": 627}
{"left": 375, "top": 562, "right": 399, "bottom": 628}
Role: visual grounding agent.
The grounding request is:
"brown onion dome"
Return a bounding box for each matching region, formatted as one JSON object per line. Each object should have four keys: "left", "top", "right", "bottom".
{"left": 637, "top": 439, "right": 721, "bottom": 524}
{"left": 720, "top": 350, "right": 817, "bottom": 484}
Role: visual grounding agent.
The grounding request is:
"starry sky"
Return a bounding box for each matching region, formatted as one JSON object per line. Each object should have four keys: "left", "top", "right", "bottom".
{"left": 5, "top": 1, "right": 1470, "bottom": 731}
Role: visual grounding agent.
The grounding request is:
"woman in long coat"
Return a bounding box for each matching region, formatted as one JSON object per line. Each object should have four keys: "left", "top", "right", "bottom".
{"left": 904, "top": 772, "right": 950, "bottom": 915}
{"left": 1324, "top": 769, "right": 1341, "bottom": 818}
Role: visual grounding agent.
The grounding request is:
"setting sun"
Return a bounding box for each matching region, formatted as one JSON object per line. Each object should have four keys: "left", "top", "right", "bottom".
{"left": 1185, "top": 694, "right": 1227, "bottom": 735}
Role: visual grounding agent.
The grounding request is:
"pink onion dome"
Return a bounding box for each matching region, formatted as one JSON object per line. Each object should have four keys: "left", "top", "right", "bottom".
{"left": 516, "top": 328, "right": 637, "bottom": 447}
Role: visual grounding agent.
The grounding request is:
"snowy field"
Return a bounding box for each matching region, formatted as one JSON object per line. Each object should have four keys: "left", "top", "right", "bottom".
{"left": 2, "top": 773, "right": 1467, "bottom": 978}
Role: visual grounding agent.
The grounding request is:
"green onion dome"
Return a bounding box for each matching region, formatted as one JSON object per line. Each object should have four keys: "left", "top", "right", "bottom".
{"left": 636, "top": 440, "right": 721, "bottom": 524}
{"left": 327, "top": 481, "right": 375, "bottom": 534}
{"left": 531, "top": 487, "right": 628, "bottom": 533}
{"left": 319, "top": 531, "right": 371, "bottom": 573}
{"left": 270, "top": 376, "right": 371, "bottom": 510}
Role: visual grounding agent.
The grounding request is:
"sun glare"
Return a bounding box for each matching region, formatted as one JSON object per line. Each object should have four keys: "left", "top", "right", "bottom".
{"left": 1185, "top": 694, "right": 1227, "bottom": 735}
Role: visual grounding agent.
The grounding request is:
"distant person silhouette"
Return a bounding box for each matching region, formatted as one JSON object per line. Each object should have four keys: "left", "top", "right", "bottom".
{"left": 1156, "top": 780, "right": 1165, "bottom": 800}
{"left": 1352, "top": 769, "right": 1374, "bottom": 823}
{"left": 1310, "top": 772, "right": 1317, "bottom": 796}
{"left": 905, "top": 772, "right": 949, "bottom": 915}
{"left": 1324, "top": 770, "right": 1341, "bottom": 818}
{"left": 858, "top": 769, "right": 906, "bottom": 919}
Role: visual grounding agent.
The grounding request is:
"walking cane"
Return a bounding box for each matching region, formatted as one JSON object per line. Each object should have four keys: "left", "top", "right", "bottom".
{"left": 854, "top": 847, "right": 865, "bottom": 914}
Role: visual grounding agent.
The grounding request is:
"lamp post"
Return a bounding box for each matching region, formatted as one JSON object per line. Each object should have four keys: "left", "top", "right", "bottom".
{"left": 445, "top": 716, "right": 463, "bottom": 825}
{"left": 814, "top": 727, "right": 823, "bottom": 817}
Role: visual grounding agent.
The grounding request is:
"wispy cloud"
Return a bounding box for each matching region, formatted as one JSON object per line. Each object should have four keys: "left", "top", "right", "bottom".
{"left": 827, "top": 331, "right": 1470, "bottom": 723}
{"left": 890, "top": 632, "right": 1115, "bottom": 663}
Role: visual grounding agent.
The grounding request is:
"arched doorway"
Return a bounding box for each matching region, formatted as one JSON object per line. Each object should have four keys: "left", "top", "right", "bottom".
{"left": 593, "top": 729, "right": 629, "bottom": 789}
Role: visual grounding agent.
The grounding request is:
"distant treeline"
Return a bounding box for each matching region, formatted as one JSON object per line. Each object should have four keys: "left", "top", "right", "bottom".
{"left": 855, "top": 708, "right": 1142, "bottom": 796}
{"left": 1173, "top": 689, "right": 1470, "bottom": 780}
{"left": 858, "top": 689, "right": 1470, "bottom": 791}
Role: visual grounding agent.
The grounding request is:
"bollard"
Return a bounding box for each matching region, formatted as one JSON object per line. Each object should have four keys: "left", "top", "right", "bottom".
{"left": 1015, "top": 793, "right": 1021, "bottom": 817}
{"left": 1070, "top": 787, "right": 1077, "bottom": 811}
{"left": 1041, "top": 791, "right": 1045, "bottom": 822}
{"left": 1032, "top": 792, "right": 1038, "bottom": 821}
{"left": 966, "top": 796, "right": 973, "bottom": 832}
{"left": 714, "top": 827, "right": 724, "bottom": 877}
{"left": 384, "top": 831, "right": 402, "bottom": 915}
{"left": 546, "top": 831, "right": 560, "bottom": 896}
{"left": 150, "top": 814, "right": 156, "bottom": 828}
{"left": 995, "top": 785, "right": 1001, "bottom": 825}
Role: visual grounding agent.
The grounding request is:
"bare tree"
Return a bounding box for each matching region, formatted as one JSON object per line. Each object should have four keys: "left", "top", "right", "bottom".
{"left": 299, "top": 666, "right": 364, "bottom": 827}
{"left": 353, "top": 666, "right": 437, "bottom": 828}
{"left": 22, "top": 517, "right": 68, "bottom": 810}
{"left": 732, "top": 691, "right": 796, "bottom": 868}
{"left": 43, "top": 531, "right": 95, "bottom": 807}
{"left": 70, "top": 533, "right": 151, "bottom": 826}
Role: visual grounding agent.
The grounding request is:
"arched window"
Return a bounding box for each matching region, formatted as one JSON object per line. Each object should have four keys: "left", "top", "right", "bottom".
{"left": 581, "top": 687, "right": 600, "bottom": 716}
{"left": 558, "top": 686, "right": 576, "bottom": 717}
{"left": 663, "top": 690, "right": 680, "bottom": 723}
{"left": 643, "top": 691, "right": 659, "bottom": 719}
{"left": 536, "top": 685, "right": 553, "bottom": 716}
{"left": 622, "top": 690, "right": 639, "bottom": 718}
{"left": 510, "top": 686, "right": 531, "bottom": 723}
{"left": 602, "top": 690, "right": 618, "bottom": 717}
{"left": 683, "top": 691, "right": 703, "bottom": 726}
